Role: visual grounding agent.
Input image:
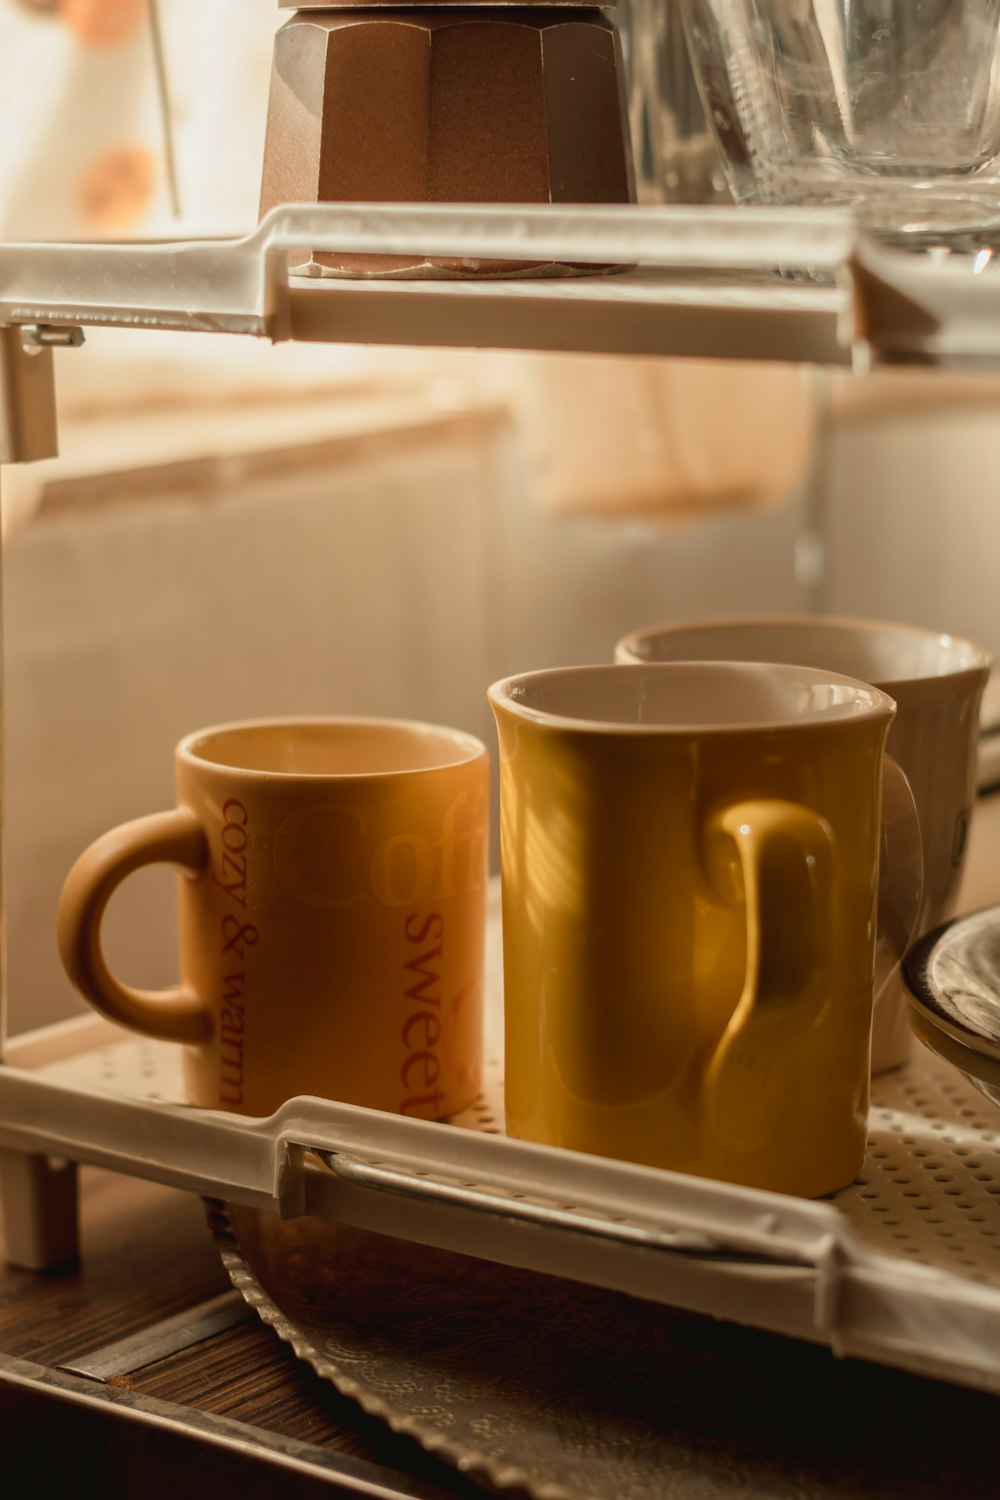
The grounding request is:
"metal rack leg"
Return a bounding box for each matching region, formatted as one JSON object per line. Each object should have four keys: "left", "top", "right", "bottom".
{"left": 0, "top": 1148, "right": 80, "bottom": 1269}
{"left": 0, "top": 331, "right": 71, "bottom": 1271}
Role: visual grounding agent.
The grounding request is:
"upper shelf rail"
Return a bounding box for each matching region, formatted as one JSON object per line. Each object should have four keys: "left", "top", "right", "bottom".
{"left": 0, "top": 202, "right": 997, "bottom": 368}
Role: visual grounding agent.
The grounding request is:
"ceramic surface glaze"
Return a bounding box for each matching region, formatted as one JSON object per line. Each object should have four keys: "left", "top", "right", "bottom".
{"left": 58, "top": 717, "right": 489, "bottom": 1118}
{"left": 489, "top": 662, "right": 915, "bottom": 1198}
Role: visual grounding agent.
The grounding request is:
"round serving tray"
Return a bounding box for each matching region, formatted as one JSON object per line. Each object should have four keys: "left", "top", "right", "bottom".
{"left": 208, "top": 1198, "right": 1000, "bottom": 1500}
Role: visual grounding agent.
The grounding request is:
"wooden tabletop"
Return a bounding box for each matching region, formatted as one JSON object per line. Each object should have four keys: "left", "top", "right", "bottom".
{"left": 0, "top": 1169, "right": 493, "bottom": 1498}
{"left": 4, "top": 1160, "right": 1000, "bottom": 1499}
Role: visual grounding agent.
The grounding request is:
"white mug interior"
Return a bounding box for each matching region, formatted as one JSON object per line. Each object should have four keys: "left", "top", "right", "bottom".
{"left": 616, "top": 617, "right": 990, "bottom": 690}
{"left": 491, "top": 661, "right": 891, "bottom": 731}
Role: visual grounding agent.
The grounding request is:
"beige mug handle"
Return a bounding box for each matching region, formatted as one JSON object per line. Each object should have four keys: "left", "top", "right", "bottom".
{"left": 57, "top": 809, "right": 213, "bottom": 1045}
{"left": 875, "top": 755, "right": 924, "bottom": 1001}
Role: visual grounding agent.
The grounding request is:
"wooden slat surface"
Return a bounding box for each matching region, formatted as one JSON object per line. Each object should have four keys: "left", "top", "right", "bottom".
{"left": 0, "top": 1170, "right": 229, "bottom": 1365}
{"left": 0, "top": 1167, "right": 490, "bottom": 1497}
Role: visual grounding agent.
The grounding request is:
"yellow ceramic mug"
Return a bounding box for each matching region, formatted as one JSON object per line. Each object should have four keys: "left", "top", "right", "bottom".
{"left": 58, "top": 717, "right": 488, "bottom": 1118}
{"left": 488, "top": 663, "right": 921, "bottom": 1198}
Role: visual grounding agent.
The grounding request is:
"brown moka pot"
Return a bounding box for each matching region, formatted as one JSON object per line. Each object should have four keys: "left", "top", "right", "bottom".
{"left": 259, "top": 7, "right": 636, "bottom": 277}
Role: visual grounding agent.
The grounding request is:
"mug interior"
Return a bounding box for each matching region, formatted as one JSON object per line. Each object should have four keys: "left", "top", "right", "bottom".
{"left": 492, "top": 662, "right": 888, "bottom": 731}
{"left": 182, "top": 718, "right": 484, "bottom": 777}
{"left": 618, "top": 618, "right": 990, "bottom": 687}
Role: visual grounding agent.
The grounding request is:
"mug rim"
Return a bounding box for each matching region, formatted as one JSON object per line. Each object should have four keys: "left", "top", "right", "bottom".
{"left": 177, "top": 714, "right": 487, "bottom": 780}
{"left": 615, "top": 614, "right": 992, "bottom": 689}
{"left": 488, "top": 661, "right": 895, "bottom": 735}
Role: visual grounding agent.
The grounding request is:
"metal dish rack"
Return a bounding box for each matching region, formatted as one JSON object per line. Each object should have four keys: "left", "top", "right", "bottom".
{"left": 4, "top": 201, "right": 1000, "bottom": 1401}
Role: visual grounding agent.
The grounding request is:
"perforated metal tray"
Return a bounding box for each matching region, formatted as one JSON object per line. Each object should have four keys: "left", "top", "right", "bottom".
{"left": 3, "top": 886, "right": 1000, "bottom": 1396}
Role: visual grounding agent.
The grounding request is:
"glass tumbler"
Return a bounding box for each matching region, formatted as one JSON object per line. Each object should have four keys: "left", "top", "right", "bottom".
{"left": 616, "top": 0, "right": 729, "bottom": 204}
{"left": 682, "top": 0, "right": 1000, "bottom": 244}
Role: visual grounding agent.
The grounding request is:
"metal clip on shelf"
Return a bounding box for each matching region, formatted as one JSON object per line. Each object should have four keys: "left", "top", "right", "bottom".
{"left": 0, "top": 325, "right": 59, "bottom": 465}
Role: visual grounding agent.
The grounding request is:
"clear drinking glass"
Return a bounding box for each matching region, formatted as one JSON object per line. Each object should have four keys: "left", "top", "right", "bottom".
{"left": 682, "top": 0, "right": 1000, "bottom": 244}
{"left": 616, "top": 0, "right": 730, "bottom": 204}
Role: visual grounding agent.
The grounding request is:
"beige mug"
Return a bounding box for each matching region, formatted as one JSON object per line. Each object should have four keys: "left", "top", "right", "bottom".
{"left": 616, "top": 617, "right": 991, "bottom": 1071}
{"left": 58, "top": 716, "right": 489, "bottom": 1118}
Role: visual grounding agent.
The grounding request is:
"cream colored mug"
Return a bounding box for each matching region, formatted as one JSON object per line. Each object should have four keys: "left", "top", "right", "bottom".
{"left": 489, "top": 663, "right": 922, "bottom": 1198}
{"left": 616, "top": 618, "right": 991, "bottom": 1072}
{"left": 58, "top": 717, "right": 489, "bottom": 1118}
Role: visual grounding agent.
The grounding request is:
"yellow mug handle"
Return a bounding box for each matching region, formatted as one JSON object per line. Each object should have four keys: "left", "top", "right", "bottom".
{"left": 701, "top": 759, "right": 923, "bottom": 1155}
{"left": 701, "top": 799, "right": 836, "bottom": 1154}
{"left": 56, "top": 808, "right": 213, "bottom": 1045}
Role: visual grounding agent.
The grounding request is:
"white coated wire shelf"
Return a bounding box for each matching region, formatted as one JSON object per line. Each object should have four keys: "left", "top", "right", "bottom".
{"left": 4, "top": 887, "right": 1000, "bottom": 1398}
{"left": 3, "top": 201, "right": 1000, "bottom": 369}
{"left": 6, "top": 200, "right": 1000, "bottom": 1416}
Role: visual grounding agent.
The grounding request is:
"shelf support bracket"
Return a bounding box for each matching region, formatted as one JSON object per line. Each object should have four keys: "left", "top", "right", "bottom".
{"left": 0, "top": 326, "right": 59, "bottom": 466}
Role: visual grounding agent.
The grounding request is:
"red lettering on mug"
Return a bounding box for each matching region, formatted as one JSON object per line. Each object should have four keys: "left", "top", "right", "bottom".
{"left": 216, "top": 801, "right": 254, "bottom": 1107}
{"left": 213, "top": 849, "right": 248, "bottom": 907}
{"left": 213, "top": 800, "right": 251, "bottom": 907}
{"left": 402, "top": 1050, "right": 440, "bottom": 1090}
{"left": 222, "top": 822, "right": 248, "bottom": 853}
{"left": 221, "top": 973, "right": 245, "bottom": 1005}
{"left": 403, "top": 1011, "right": 441, "bottom": 1051}
{"left": 221, "top": 914, "right": 258, "bottom": 961}
{"left": 403, "top": 944, "right": 443, "bottom": 1009}
{"left": 219, "top": 1038, "right": 244, "bottom": 1107}
{"left": 404, "top": 912, "right": 444, "bottom": 944}
{"left": 399, "top": 910, "right": 445, "bottom": 1117}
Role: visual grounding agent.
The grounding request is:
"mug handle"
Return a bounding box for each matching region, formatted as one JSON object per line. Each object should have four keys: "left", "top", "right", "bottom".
{"left": 700, "top": 799, "right": 836, "bottom": 1155}
{"left": 874, "top": 754, "right": 924, "bottom": 1002}
{"left": 700, "top": 762, "right": 924, "bottom": 1155}
{"left": 57, "top": 809, "right": 213, "bottom": 1045}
